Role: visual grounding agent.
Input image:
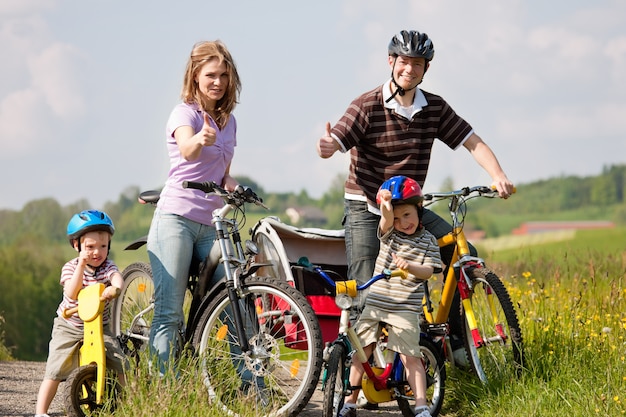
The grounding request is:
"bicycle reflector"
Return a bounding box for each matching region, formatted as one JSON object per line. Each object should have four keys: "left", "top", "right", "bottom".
{"left": 335, "top": 293, "right": 353, "bottom": 310}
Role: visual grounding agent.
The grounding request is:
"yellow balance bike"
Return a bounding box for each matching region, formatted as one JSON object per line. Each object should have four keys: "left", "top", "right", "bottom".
{"left": 62, "top": 283, "right": 121, "bottom": 417}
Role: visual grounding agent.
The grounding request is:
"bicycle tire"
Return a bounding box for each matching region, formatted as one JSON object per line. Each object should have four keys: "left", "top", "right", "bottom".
{"left": 110, "top": 262, "right": 154, "bottom": 358}
{"left": 192, "top": 276, "right": 324, "bottom": 417}
{"left": 460, "top": 266, "right": 523, "bottom": 384}
{"left": 395, "top": 337, "right": 446, "bottom": 417}
{"left": 62, "top": 364, "right": 120, "bottom": 417}
{"left": 322, "top": 343, "right": 347, "bottom": 417}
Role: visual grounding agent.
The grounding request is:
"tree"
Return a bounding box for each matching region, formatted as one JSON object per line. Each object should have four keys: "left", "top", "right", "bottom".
{"left": 0, "top": 238, "right": 66, "bottom": 360}
{"left": 591, "top": 170, "right": 618, "bottom": 206}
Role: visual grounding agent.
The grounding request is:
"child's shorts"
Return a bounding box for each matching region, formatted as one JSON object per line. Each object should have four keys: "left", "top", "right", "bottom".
{"left": 354, "top": 305, "right": 423, "bottom": 358}
{"left": 43, "top": 316, "right": 128, "bottom": 380}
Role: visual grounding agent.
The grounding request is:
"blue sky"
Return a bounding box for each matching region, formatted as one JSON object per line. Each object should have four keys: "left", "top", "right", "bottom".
{"left": 1, "top": 0, "right": 625, "bottom": 210}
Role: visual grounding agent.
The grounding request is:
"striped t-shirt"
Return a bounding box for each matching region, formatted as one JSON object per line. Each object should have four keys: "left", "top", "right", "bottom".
{"left": 56, "top": 258, "right": 120, "bottom": 328}
{"left": 331, "top": 81, "right": 473, "bottom": 209}
{"left": 365, "top": 227, "right": 442, "bottom": 315}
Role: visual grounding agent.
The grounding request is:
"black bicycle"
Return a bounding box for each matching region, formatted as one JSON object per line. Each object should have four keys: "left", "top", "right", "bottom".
{"left": 110, "top": 182, "right": 323, "bottom": 416}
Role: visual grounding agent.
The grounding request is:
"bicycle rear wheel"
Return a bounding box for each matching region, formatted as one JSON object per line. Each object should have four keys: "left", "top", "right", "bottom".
{"left": 461, "top": 266, "right": 523, "bottom": 384}
{"left": 322, "top": 343, "right": 347, "bottom": 417}
{"left": 193, "top": 276, "right": 324, "bottom": 417}
{"left": 110, "top": 262, "right": 154, "bottom": 359}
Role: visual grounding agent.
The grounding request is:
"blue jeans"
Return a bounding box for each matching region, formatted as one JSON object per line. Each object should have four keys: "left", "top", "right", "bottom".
{"left": 147, "top": 209, "right": 262, "bottom": 384}
{"left": 147, "top": 209, "right": 219, "bottom": 372}
{"left": 343, "top": 199, "right": 476, "bottom": 336}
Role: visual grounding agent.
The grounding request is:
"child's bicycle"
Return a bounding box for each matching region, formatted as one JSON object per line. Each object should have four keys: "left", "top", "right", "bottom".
{"left": 298, "top": 258, "right": 446, "bottom": 417}
{"left": 421, "top": 185, "right": 523, "bottom": 384}
{"left": 61, "top": 283, "right": 121, "bottom": 417}
{"left": 110, "top": 181, "right": 324, "bottom": 416}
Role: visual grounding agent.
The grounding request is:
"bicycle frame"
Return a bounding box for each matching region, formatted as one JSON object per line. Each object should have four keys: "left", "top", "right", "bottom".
{"left": 210, "top": 198, "right": 257, "bottom": 353}
{"left": 63, "top": 283, "right": 107, "bottom": 404}
{"left": 182, "top": 181, "right": 274, "bottom": 355}
{"left": 422, "top": 187, "right": 510, "bottom": 349}
{"left": 308, "top": 261, "right": 409, "bottom": 398}
{"left": 339, "top": 318, "right": 407, "bottom": 401}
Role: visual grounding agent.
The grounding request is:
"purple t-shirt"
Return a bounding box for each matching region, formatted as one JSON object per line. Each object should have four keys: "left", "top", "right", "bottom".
{"left": 158, "top": 102, "right": 237, "bottom": 225}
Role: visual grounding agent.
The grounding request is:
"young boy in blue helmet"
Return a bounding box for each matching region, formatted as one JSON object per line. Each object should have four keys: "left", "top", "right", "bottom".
{"left": 35, "top": 210, "right": 127, "bottom": 417}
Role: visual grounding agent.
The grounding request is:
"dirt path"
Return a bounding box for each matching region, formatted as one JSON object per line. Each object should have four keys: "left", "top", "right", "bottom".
{"left": 0, "top": 361, "right": 64, "bottom": 417}
{"left": 0, "top": 361, "right": 403, "bottom": 417}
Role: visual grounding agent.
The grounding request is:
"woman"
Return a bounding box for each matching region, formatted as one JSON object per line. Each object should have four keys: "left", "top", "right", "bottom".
{"left": 147, "top": 40, "right": 241, "bottom": 372}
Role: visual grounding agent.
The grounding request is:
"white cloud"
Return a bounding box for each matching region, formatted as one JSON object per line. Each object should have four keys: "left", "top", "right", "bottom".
{"left": 29, "top": 43, "right": 86, "bottom": 119}
{"left": 1, "top": 0, "right": 625, "bottom": 210}
{"left": 0, "top": 0, "right": 55, "bottom": 17}
{"left": 0, "top": 8, "right": 85, "bottom": 158}
{"left": 0, "top": 89, "right": 42, "bottom": 154}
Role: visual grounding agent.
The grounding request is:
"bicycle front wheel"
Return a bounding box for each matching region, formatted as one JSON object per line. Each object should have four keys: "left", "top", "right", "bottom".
{"left": 62, "top": 364, "right": 120, "bottom": 417}
{"left": 461, "top": 266, "right": 523, "bottom": 384}
{"left": 110, "top": 262, "right": 154, "bottom": 359}
{"left": 193, "top": 276, "right": 324, "bottom": 417}
{"left": 322, "top": 343, "right": 347, "bottom": 417}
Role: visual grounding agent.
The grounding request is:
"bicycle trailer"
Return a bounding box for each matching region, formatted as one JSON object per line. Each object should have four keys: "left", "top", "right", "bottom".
{"left": 252, "top": 217, "right": 345, "bottom": 346}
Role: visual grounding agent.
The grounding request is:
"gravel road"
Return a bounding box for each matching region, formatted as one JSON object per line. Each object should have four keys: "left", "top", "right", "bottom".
{"left": 0, "top": 361, "right": 64, "bottom": 417}
{"left": 0, "top": 361, "right": 403, "bottom": 417}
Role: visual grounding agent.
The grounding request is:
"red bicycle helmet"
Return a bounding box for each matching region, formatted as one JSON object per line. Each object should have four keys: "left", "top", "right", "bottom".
{"left": 376, "top": 175, "right": 424, "bottom": 206}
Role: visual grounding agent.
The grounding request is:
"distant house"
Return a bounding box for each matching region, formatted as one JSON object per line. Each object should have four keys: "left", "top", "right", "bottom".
{"left": 285, "top": 206, "right": 327, "bottom": 226}
{"left": 512, "top": 221, "right": 615, "bottom": 235}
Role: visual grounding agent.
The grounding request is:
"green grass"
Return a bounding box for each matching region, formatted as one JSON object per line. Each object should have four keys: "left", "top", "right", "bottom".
{"left": 438, "top": 227, "right": 626, "bottom": 416}
{"left": 108, "top": 227, "right": 626, "bottom": 416}
{"left": 112, "top": 353, "right": 237, "bottom": 417}
{"left": 0, "top": 315, "right": 13, "bottom": 361}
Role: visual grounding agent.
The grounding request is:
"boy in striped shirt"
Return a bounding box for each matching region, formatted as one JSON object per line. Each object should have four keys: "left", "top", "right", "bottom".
{"left": 338, "top": 176, "right": 441, "bottom": 417}
{"left": 35, "top": 210, "right": 126, "bottom": 417}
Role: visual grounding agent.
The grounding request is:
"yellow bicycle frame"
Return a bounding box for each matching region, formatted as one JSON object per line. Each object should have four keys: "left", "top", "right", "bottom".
{"left": 422, "top": 227, "right": 487, "bottom": 348}
{"left": 76, "top": 283, "right": 107, "bottom": 404}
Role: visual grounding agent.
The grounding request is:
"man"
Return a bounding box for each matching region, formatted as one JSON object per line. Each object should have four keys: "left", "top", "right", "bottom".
{"left": 317, "top": 29, "right": 514, "bottom": 367}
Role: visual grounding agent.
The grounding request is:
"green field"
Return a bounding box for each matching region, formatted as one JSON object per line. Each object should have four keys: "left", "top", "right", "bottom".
{"left": 108, "top": 227, "right": 626, "bottom": 416}
{"left": 3, "top": 227, "right": 625, "bottom": 416}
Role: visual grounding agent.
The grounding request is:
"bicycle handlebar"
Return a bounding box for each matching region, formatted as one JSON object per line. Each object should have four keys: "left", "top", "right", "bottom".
{"left": 423, "top": 185, "right": 516, "bottom": 203}
{"left": 183, "top": 180, "right": 268, "bottom": 209}
{"left": 297, "top": 257, "right": 407, "bottom": 295}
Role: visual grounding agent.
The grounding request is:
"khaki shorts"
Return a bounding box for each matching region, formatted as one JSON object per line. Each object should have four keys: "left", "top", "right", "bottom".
{"left": 44, "top": 316, "right": 128, "bottom": 380}
{"left": 354, "top": 305, "right": 423, "bottom": 358}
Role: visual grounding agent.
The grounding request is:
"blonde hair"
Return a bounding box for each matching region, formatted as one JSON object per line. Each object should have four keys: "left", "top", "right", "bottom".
{"left": 181, "top": 40, "right": 242, "bottom": 128}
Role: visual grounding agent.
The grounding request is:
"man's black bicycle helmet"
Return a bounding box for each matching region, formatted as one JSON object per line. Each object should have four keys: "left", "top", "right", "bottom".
{"left": 388, "top": 30, "right": 435, "bottom": 61}
{"left": 385, "top": 30, "right": 435, "bottom": 103}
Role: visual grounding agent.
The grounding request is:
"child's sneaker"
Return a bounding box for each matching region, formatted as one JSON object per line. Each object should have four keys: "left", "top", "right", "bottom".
{"left": 414, "top": 406, "right": 432, "bottom": 417}
{"left": 338, "top": 402, "right": 357, "bottom": 417}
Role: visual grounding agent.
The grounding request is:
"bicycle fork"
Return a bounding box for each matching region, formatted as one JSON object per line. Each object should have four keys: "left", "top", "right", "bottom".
{"left": 457, "top": 264, "right": 507, "bottom": 348}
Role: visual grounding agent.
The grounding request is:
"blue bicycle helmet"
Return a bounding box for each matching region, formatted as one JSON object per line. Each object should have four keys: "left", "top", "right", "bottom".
{"left": 67, "top": 210, "right": 115, "bottom": 246}
{"left": 376, "top": 175, "right": 424, "bottom": 206}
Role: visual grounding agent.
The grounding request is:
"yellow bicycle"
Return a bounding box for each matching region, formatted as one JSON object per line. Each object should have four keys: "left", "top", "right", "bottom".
{"left": 61, "top": 283, "right": 121, "bottom": 417}
{"left": 421, "top": 185, "right": 523, "bottom": 384}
